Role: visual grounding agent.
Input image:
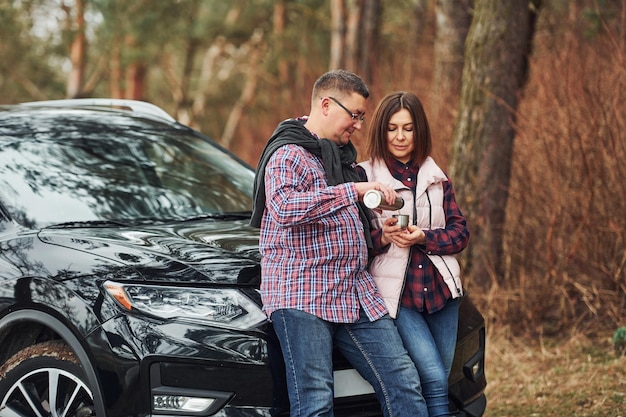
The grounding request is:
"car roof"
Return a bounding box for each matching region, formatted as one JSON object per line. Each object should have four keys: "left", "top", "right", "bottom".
{"left": 1, "top": 98, "right": 177, "bottom": 125}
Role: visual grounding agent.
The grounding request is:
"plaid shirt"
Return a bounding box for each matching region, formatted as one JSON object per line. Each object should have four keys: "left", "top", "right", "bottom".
{"left": 259, "top": 144, "right": 388, "bottom": 323}
{"left": 366, "top": 158, "right": 469, "bottom": 314}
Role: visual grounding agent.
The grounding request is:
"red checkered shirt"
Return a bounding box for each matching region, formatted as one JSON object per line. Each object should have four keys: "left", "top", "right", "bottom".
{"left": 259, "top": 144, "right": 389, "bottom": 323}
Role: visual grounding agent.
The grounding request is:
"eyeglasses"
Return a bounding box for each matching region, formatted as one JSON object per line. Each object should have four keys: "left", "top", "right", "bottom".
{"left": 328, "top": 96, "right": 365, "bottom": 123}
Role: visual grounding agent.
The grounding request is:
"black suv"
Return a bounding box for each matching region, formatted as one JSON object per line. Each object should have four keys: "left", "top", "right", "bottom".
{"left": 0, "top": 99, "right": 486, "bottom": 417}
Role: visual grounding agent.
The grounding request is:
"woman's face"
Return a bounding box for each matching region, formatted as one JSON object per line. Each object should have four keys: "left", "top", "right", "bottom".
{"left": 386, "top": 108, "right": 414, "bottom": 163}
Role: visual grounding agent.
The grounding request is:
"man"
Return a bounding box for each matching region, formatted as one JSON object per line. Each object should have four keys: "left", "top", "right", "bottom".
{"left": 251, "top": 70, "right": 428, "bottom": 417}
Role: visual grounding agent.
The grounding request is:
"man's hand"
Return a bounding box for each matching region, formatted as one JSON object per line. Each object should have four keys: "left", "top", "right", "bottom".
{"left": 354, "top": 182, "right": 398, "bottom": 206}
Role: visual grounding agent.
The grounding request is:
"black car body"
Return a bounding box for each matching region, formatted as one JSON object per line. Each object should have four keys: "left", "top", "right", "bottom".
{"left": 0, "top": 99, "right": 486, "bottom": 417}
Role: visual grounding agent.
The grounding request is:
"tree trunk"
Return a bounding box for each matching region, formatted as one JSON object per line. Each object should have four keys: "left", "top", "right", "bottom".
{"left": 187, "top": 1, "right": 242, "bottom": 126}
{"left": 359, "top": 0, "right": 380, "bottom": 86}
{"left": 66, "top": 0, "right": 86, "bottom": 98}
{"left": 344, "top": 0, "right": 362, "bottom": 72}
{"left": 189, "top": 39, "right": 226, "bottom": 122}
{"left": 330, "top": 0, "right": 346, "bottom": 69}
{"left": 109, "top": 45, "right": 123, "bottom": 99}
{"left": 331, "top": 0, "right": 379, "bottom": 84}
{"left": 123, "top": 35, "right": 146, "bottom": 100}
{"left": 431, "top": 0, "right": 472, "bottom": 129}
{"left": 125, "top": 62, "right": 145, "bottom": 100}
{"left": 174, "top": 0, "right": 201, "bottom": 122}
{"left": 450, "top": 0, "right": 539, "bottom": 287}
{"left": 221, "top": 30, "right": 265, "bottom": 149}
{"left": 273, "top": 0, "right": 291, "bottom": 105}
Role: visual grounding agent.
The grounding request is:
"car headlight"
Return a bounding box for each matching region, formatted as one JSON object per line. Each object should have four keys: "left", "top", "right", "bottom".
{"left": 104, "top": 281, "right": 267, "bottom": 330}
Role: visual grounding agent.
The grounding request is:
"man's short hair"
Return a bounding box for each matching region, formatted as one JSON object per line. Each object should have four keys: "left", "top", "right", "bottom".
{"left": 311, "top": 69, "right": 370, "bottom": 100}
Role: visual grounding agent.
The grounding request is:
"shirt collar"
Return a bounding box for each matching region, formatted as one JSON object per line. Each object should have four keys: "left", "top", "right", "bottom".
{"left": 388, "top": 158, "right": 417, "bottom": 187}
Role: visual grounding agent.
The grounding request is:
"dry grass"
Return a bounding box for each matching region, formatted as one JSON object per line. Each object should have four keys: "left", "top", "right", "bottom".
{"left": 484, "top": 328, "right": 626, "bottom": 416}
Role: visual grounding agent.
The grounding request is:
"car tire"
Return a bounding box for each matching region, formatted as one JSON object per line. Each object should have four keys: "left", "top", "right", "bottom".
{"left": 0, "top": 341, "right": 96, "bottom": 417}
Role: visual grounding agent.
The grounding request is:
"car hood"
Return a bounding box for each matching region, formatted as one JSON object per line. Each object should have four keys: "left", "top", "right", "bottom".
{"left": 37, "top": 219, "right": 262, "bottom": 286}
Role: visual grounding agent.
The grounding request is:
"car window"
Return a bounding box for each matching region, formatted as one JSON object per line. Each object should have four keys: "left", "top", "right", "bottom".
{"left": 0, "top": 111, "right": 254, "bottom": 228}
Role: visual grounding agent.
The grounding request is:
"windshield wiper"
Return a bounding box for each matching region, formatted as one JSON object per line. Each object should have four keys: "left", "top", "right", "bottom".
{"left": 181, "top": 212, "right": 252, "bottom": 222}
{"left": 45, "top": 220, "right": 131, "bottom": 229}
{"left": 45, "top": 217, "right": 180, "bottom": 228}
{"left": 45, "top": 213, "right": 252, "bottom": 229}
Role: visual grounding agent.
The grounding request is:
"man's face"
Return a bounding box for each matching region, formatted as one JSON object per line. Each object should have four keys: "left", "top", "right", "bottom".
{"left": 324, "top": 92, "right": 367, "bottom": 146}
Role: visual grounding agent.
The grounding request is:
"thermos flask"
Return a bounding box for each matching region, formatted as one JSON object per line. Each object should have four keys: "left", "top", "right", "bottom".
{"left": 363, "top": 190, "right": 404, "bottom": 211}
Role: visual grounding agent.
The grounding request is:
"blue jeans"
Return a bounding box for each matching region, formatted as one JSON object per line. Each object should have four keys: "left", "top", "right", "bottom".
{"left": 395, "top": 298, "right": 460, "bottom": 417}
{"left": 271, "top": 308, "right": 428, "bottom": 417}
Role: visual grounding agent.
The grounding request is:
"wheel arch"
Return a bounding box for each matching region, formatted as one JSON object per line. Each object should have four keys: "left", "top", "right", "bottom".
{"left": 0, "top": 309, "right": 107, "bottom": 417}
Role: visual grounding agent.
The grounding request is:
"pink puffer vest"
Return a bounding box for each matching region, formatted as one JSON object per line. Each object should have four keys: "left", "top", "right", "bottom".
{"left": 359, "top": 157, "right": 463, "bottom": 318}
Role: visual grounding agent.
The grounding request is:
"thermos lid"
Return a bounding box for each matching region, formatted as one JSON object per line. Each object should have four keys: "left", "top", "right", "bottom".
{"left": 363, "top": 190, "right": 383, "bottom": 209}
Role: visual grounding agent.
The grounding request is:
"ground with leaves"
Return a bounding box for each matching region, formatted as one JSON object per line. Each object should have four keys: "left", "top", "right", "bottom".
{"left": 483, "top": 329, "right": 625, "bottom": 416}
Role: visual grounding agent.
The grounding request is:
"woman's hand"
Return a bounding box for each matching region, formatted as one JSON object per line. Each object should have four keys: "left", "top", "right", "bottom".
{"left": 381, "top": 218, "right": 426, "bottom": 248}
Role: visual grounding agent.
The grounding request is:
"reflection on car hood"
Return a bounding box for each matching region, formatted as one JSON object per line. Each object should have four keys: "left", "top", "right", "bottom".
{"left": 37, "top": 219, "right": 261, "bottom": 286}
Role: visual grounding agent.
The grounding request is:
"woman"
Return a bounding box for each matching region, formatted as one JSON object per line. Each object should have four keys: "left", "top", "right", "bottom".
{"left": 357, "top": 91, "right": 470, "bottom": 417}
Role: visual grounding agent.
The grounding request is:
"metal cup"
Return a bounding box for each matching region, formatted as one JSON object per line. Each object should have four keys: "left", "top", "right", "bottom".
{"left": 392, "top": 214, "right": 409, "bottom": 229}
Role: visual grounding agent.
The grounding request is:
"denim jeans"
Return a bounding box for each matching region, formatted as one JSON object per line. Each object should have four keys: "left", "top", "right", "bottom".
{"left": 395, "top": 298, "right": 460, "bottom": 417}
{"left": 270, "top": 308, "right": 428, "bottom": 417}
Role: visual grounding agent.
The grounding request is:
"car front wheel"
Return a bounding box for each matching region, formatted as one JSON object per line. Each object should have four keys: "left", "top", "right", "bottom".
{"left": 0, "top": 341, "right": 95, "bottom": 417}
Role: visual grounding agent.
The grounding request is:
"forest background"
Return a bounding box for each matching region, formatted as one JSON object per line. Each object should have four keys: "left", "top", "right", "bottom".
{"left": 1, "top": 0, "right": 625, "bottom": 414}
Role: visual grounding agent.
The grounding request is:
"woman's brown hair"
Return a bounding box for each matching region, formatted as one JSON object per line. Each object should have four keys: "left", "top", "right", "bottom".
{"left": 366, "top": 91, "right": 432, "bottom": 170}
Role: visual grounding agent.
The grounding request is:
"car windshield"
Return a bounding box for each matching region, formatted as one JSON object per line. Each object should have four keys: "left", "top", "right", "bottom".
{"left": 0, "top": 110, "right": 255, "bottom": 228}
